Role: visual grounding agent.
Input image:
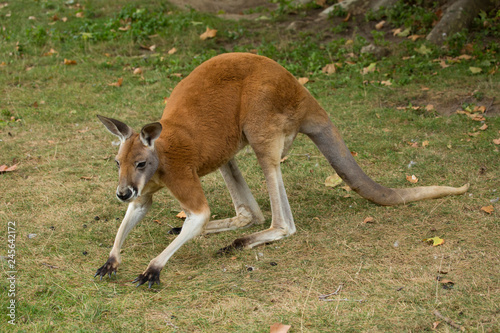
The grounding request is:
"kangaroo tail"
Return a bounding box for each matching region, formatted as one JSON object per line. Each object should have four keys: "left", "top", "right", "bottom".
{"left": 305, "top": 122, "right": 468, "bottom": 206}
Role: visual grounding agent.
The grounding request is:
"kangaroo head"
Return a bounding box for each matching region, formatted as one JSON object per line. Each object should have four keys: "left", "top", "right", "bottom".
{"left": 97, "top": 115, "right": 162, "bottom": 202}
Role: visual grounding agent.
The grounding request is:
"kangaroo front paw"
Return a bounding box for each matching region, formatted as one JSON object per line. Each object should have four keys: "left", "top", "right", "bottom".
{"left": 132, "top": 266, "right": 161, "bottom": 288}
{"left": 94, "top": 257, "right": 119, "bottom": 280}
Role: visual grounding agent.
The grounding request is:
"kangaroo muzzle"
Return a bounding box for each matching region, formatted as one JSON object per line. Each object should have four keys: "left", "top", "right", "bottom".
{"left": 116, "top": 186, "right": 137, "bottom": 202}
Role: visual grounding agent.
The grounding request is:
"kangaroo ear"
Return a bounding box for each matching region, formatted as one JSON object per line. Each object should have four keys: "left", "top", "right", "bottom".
{"left": 140, "top": 122, "right": 162, "bottom": 147}
{"left": 97, "top": 115, "right": 133, "bottom": 141}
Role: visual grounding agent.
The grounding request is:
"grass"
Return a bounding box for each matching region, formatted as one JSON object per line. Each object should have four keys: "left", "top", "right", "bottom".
{"left": 0, "top": 0, "right": 499, "bottom": 332}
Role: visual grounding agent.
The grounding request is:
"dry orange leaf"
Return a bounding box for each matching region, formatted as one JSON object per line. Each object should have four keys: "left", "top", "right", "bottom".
{"left": 481, "top": 205, "right": 494, "bottom": 214}
{"left": 64, "top": 59, "right": 77, "bottom": 65}
{"left": 42, "top": 48, "right": 58, "bottom": 57}
{"left": 425, "top": 104, "right": 435, "bottom": 111}
{"left": 439, "top": 60, "right": 449, "bottom": 68}
{"left": 108, "top": 78, "right": 123, "bottom": 87}
{"left": 375, "top": 20, "right": 386, "bottom": 30}
{"left": 75, "top": 12, "right": 84, "bottom": 18}
{"left": 297, "top": 77, "right": 309, "bottom": 85}
{"left": 270, "top": 323, "right": 291, "bottom": 333}
{"left": 200, "top": 27, "right": 217, "bottom": 40}
{"left": 479, "top": 124, "right": 488, "bottom": 131}
{"left": 322, "top": 63, "right": 336, "bottom": 74}
{"left": 363, "top": 216, "right": 374, "bottom": 223}
{"left": 422, "top": 140, "right": 429, "bottom": 148}
{"left": 380, "top": 80, "right": 392, "bottom": 86}
{"left": 493, "top": 138, "right": 500, "bottom": 145}
{"left": 168, "top": 47, "right": 177, "bottom": 55}
{"left": 0, "top": 61, "right": 6, "bottom": 66}
{"left": 408, "top": 34, "right": 425, "bottom": 41}
{"left": 133, "top": 68, "right": 143, "bottom": 75}
{"left": 0, "top": 164, "right": 18, "bottom": 173}
{"left": 176, "top": 211, "right": 187, "bottom": 219}
{"left": 406, "top": 175, "right": 418, "bottom": 184}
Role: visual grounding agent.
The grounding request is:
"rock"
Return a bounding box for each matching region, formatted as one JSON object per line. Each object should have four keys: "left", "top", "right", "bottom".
{"left": 360, "top": 43, "right": 389, "bottom": 59}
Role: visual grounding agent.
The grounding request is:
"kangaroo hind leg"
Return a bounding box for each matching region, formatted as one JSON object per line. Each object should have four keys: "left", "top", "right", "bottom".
{"left": 219, "top": 141, "right": 296, "bottom": 253}
{"left": 204, "top": 159, "right": 265, "bottom": 233}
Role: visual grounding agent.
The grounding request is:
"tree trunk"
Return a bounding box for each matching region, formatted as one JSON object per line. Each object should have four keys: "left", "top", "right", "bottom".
{"left": 426, "top": 0, "right": 495, "bottom": 44}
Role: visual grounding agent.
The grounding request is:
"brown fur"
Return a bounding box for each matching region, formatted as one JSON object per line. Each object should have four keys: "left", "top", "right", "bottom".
{"left": 95, "top": 53, "right": 468, "bottom": 287}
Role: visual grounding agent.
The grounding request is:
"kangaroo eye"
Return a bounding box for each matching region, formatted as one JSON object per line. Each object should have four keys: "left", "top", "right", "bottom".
{"left": 115, "top": 160, "right": 120, "bottom": 168}
{"left": 136, "top": 161, "right": 147, "bottom": 169}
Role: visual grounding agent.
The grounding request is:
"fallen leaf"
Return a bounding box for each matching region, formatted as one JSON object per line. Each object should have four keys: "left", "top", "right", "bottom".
{"left": 168, "top": 47, "right": 177, "bottom": 55}
{"left": 415, "top": 44, "right": 432, "bottom": 55}
{"left": 481, "top": 205, "right": 494, "bottom": 214}
{"left": 362, "top": 62, "right": 377, "bottom": 75}
{"left": 468, "top": 132, "right": 480, "bottom": 137}
{"left": 140, "top": 44, "right": 156, "bottom": 51}
{"left": 297, "top": 77, "right": 309, "bottom": 85}
{"left": 423, "top": 236, "right": 445, "bottom": 247}
{"left": 341, "top": 185, "right": 352, "bottom": 192}
{"left": 0, "top": 61, "right": 6, "bottom": 66}
{"left": 80, "top": 176, "right": 93, "bottom": 180}
{"left": 422, "top": 140, "right": 429, "bottom": 147}
{"left": 108, "top": 78, "right": 123, "bottom": 87}
{"left": 493, "top": 138, "right": 500, "bottom": 145}
{"left": 458, "top": 54, "right": 472, "bottom": 60}
{"left": 380, "top": 80, "right": 392, "bottom": 86}
{"left": 375, "top": 20, "right": 385, "bottom": 30}
{"left": 0, "top": 164, "right": 18, "bottom": 173}
{"left": 64, "top": 59, "right": 77, "bottom": 65}
{"left": 406, "top": 175, "right": 418, "bottom": 184}
{"left": 469, "top": 67, "right": 482, "bottom": 74}
{"left": 473, "top": 105, "right": 486, "bottom": 113}
{"left": 408, "top": 34, "right": 424, "bottom": 41}
{"left": 42, "top": 48, "right": 58, "bottom": 57}
{"left": 153, "top": 219, "right": 162, "bottom": 225}
{"left": 176, "top": 211, "right": 187, "bottom": 219}
{"left": 425, "top": 104, "right": 435, "bottom": 112}
{"left": 133, "top": 68, "right": 143, "bottom": 75}
{"left": 62, "top": 17, "right": 68, "bottom": 22}
{"left": 432, "top": 321, "right": 441, "bottom": 329}
{"left": 118, "top": 25, "right": 131, "bottom": 31}
{"left": 397, "top": 27, "right": 411, "bottom": 37}
{"left": 76, "top": 12, "right": 84, "bottom": 18}
{"left": 350, "top": 151, "right": 358, "bottom": 157}
{"left": 342, "top": 12, "right": 351, "bottom": 22}
{"left": 28, "top": 16, "right": 36, "bottom": 20}
{"left": 469, "top": 114, "right": 485, "bottom": 121}
{"left": 270, "top": 323, "right": 291, "bottom": 333}
{"left": 280, "top": 156, "right": 288, "bottom": 163}
{"left": 363, "top": 216, "right": 374, "bottom": 223}
{"left": 200, "top": 27, "right": 217, "bottom": 40}
{"left": 322, "top": 63, "right": 336, "bottom": 74}
{"left": 439, "top": 60, "right": 449, "bottom": 68}
{"left": 325, "top": 174, "right": 342, "bottom": 188}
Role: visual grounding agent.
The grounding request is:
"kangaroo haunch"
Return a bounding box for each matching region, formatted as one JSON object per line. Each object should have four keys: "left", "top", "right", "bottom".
{"left": 95, "top": 53, "right": 469, "bottom": 288}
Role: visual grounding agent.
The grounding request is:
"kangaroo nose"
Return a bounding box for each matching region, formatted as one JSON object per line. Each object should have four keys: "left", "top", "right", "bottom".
{"left": 116, "top": 188, "right": 133, "bottom": 201}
